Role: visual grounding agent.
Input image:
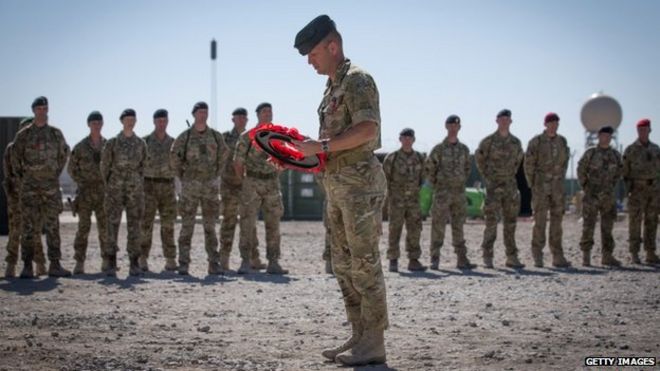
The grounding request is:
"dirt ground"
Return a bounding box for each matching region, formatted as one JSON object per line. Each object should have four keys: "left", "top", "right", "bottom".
{"left": 0, "top": 214, "right": 658, "bottom": 371}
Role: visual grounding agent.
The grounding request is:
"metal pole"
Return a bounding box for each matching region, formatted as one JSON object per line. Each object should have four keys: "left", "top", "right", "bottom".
{"left": 210, "top": 39, "right": 218, "bottom": 130}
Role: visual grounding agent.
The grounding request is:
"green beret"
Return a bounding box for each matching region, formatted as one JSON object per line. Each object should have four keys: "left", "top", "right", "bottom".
{"left": 31, "top": 96, "right": 48, "bottom": 108}
{"left": 496, "top": 109, "right": 512, "bottom": 118}
{"left": 87, "top": 111, "right": 103, "bottom": 123}
{"left": 232, "top": 107, "right": 248, "bottom": 116}
{"left": 153, "top": 109, "right": 168, "bottom": 119}
{"left": 192, "top": 101, "right": 208, "bottom": 114}
{"left": 120, "top": 108, "right": 136, "bottom": 120}
{"left": 598, "top": 126, "right": 614, "bottom": 134}
{"left": 294, "top": 15, "right": 336, "bottom": 56}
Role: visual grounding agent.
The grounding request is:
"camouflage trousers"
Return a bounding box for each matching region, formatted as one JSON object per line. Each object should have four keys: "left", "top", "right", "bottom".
{"left": 386, "top": 194, "right": 422, "bottom": 260}
{"left": 19, "top": 184, "right": 64, "bottom": 263}
{"left": 178, "top": 179, "right": 220, "bottom": 264}
{"left": 322, "top": 197, "right": 331, "bottom": 262}
{"left": 3, "top": 186, "right": 45, "bottom": 265}
{"left": 105, "top": 180, "right": 144, "bottom": 259}
{"left": 238, "top": 176, "right": 283, "bottom": 261}
{"left": 627, "top": 180, "right": 658, "bottom": 253}
{"left": 579, "top": 191, "right": 616, "bottom": 253}
{"left": 219, "top": 181, "right": 260, "bottom": 262}
{"left": 323, "top": 156, "right": 388, "bottom": 331}
{"left": 481, "top": 180, "right": 520, "bottom": 258}
{"left": 140, "top": 179, "right": 177, "bottom": 259}
{"left": 430, "top": 187, "right": 467, "bottom": 258}
{"left": 531, "top": 184, "right": 566, "bottom": 257}
{"left": 73, "top": 184, "right": 108, "bottom": 262}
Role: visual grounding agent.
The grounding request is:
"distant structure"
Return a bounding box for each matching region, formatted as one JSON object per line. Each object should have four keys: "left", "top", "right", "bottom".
{"left": 580, "top": 92, "right": 622, "bottom": 148}
{"left": 210, "top": 39, "right": 218, "bottom": 130}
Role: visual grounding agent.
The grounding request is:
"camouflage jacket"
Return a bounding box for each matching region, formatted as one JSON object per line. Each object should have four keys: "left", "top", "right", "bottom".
{"left": 622, "top": 140, "right": 660, "bottom": 185}
{"left": 171, "top": 126, "right": 228, "bottom": 181}
{"left": 424, "top": 138, "right": 471, "bottom": 190}
{"left": 222, "top": 127, "right": 244, "bottom": 185}
{"left": 577, "top": 146, "right": 622, "bottom": 194}
{"left": 475, "top": 131, "right": 523, "bottom": 185}
{"left": 68, "top": 135, "right": 106, "bottom": 187}
{"left": 318, "top": 59, "right": 381, "bottom": 163}
{"left": 11, "top": 123, "right": 69, "bottom": 186}
{"left": 100, "top": 132, "right": 147, "bottom": 184}
{"left": 524, "top": 132, "right": 569, "bottom": 189}
{"left": 383, "top": 149, "right": 424, "bottom": 198}
{"left": 2, "top": 142, "right": 18, "bottom": 194}
{"left": 234, "top": 126, "right": 279, "bottom": 177}
{"left": 143, "top": 132, "right": 175, "bottom": 179}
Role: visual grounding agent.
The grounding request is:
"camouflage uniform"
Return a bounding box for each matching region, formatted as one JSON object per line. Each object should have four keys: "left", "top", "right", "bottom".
{"left": 68, "top": 136, "right": 108, "bottom": 264}
{"left": 319, "top": 59, "right": 388, "bottom": 331}
{"left": 234, "top": 130, "right": 284, "bottom": 264}
{"left": 382, "top": 149, "right": 424, "bottom": 261}
{"left": 577, "top": 146, "right": 622, "bottom": 263}
{"left": 3, "top": 142, "right": 46, "bottom": 269}
{"left": 219, "top": 128, "right": 260, "bottom": 266}
{"left": 100, "top": 133, "right": 146, "bottom": 262}
{"left": 475, "top": 131, "right": 524, "bottom": 264}
{"left": 11, "top": 123, "right": 69, "bottom": 268}
{"left": 622, "top": 139, "right": 660, "bottom": 261}
{"left": 171, "top": 127, "right": 228, "bottom": 267}
{"left": 425, "top": 138, "right": 471, "bottom": 261}
{"left": 141, "top": 132, "right": 177, "bottom": 262}
{"left": 524, "top": 133, "right": 570, "bottom": 266}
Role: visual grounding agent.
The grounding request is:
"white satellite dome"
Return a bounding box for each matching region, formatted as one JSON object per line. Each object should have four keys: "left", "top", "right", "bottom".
{"left": 580, "top": 93, "right": 622, "bottom": 132}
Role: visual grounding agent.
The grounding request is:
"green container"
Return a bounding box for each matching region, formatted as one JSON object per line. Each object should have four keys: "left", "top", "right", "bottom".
{"left": 419, "top": 181, "right": 433, "bottom": 217}
{"left": 418, "top": 185, "right": 485, "bottom": 219}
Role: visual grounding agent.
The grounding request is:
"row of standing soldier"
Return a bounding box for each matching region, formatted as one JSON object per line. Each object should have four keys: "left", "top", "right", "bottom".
{"left": 3, "top": 96, "right": 292, "bottom": 278}
{"left": 345, "top": 111, "right": 659, "bottom": 274}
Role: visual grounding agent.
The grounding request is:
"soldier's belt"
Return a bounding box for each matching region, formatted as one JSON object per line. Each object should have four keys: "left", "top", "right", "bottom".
{"left": 144, "top": 177, "right": 174, "bottom": 183}
{"left": 246, "top": 170, "right": 278, "bottom": 180}
{"left": 325, "top": 152, "right": 373, "bottom": 174}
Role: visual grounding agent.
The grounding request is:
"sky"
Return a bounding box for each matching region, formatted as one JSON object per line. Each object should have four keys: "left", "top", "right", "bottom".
{"left": 1, "top": 0, "right": 659, "bottom": 179}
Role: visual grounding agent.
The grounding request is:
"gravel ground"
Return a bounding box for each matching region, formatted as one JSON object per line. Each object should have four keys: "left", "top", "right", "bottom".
{"left": 0, "top": 214, "right": 658, "bottom": 370}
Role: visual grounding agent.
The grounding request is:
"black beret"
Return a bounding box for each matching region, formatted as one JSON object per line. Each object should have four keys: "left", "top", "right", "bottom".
{"left": 192, "top": 101, "right": 208, "bottom": 114}
{"left": 232, "top": 107, "right": 248, "bottom": 116}
{"left": 294, "top": 15, "right": 337, "bottom": 56}
{"left": 496, "top": 109, "right": 512, "bottom": 118}
{"left": 399, "top": 128, "right": 415, "bottom": 137}
{"left": 120, "top": 108, "right": 136, "bottom": 120}
{"left": 256, "top": 102, "right": 272, "bottom": 113}
{"left": 153, "top": 109, "right": 168, "bottom": 119}
{"left": 598, "top": 126, "right": 614, "bottom": 134}
{"left": 446, "top": 115, "right": 461, "bottom": 124}
{"left": 87, "top": 111, "right": 103, "bottom": 123}
{"left": 31, "top": 96, "right": 48, "bottom": 108}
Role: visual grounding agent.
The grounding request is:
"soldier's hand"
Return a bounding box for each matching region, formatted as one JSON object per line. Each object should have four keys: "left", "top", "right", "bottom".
{"left": 292, "top": 139, "right": 321, "bottom": 157}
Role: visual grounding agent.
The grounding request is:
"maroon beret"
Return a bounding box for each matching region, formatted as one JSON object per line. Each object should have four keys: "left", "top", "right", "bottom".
{"left": 544, "top": 112, "right": 560, "bottom": 124}
{"left": 637, "top": 118, "right": 651, "bottom": 128}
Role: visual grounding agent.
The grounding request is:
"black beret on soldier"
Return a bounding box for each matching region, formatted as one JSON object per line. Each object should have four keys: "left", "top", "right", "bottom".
{"left": 232, "top": 107, "right": 248, "bottom": 116}
{"left": 192, "top": 101, "right": 208, "bottom": 114}
{"left": 399, "top": 128, "right": 415, "bottom": 137}
{"left": 294, "top": 15, "right": 337, "bottom": 56}
{"left": 446, "top": 115, "right": 461, "bottom": 124}
{"left": 598, "top": 126, "right": 614, "bottom": 134}
{"left": 255, "top": 102, "right": 272, "bottom": 113}
{"left": 496, "top": 109, "right": 512, "bottom": 118}
{"left": 153, "top": 109, "right": 168, "bottom": 119}
{"left": 119, "top": 108, "right": 136, "bottom": 120}
{"left": 31, "top": 96, "right": 48, "bottom": 108}
{"left": 87, "top": 111, "right": 103, "bottom": 123}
